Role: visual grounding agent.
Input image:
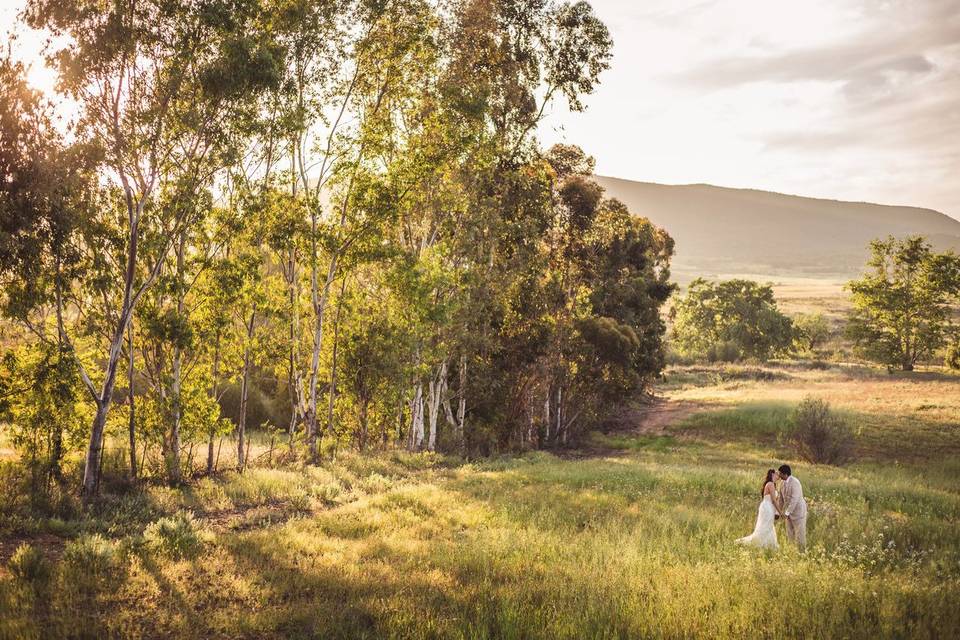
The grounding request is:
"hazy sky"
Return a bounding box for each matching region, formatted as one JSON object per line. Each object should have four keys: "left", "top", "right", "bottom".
{"left": 5, "top": 0, "right": 959, "bottom": 219}
{"left": 540, "top": 0, "right": 960, "bottom": 220}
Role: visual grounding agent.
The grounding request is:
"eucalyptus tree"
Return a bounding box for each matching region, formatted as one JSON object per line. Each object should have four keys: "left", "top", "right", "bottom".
{"left": 26, "top": 0, "right": 283, "bottom": 493}
{"left": 370, "top": 0, "right": 614, "bottom": 452}
{"left": 278, "top": 0, "right": 443, "bottom": 459}
{"left": 0, "top": 54, "right": 101, "bottom": 479}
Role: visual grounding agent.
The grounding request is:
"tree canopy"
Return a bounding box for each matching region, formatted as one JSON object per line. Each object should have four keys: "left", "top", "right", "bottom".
{"left": 0, "top": 0, "right": 679, "bottom": 493}
{"left": 847, "top": 236, "right": 960, "bottom": 371}
{"left": 669, "top": 278, "right": 795, "bottom": 362}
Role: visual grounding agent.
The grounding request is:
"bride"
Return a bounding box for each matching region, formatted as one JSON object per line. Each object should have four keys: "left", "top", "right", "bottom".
{"left": 735, "top": 469, "right": 781, "bottom": 549}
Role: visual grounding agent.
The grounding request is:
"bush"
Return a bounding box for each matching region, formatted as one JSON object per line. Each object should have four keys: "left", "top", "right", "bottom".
{"left": 706, "top": 341, "right": 740, "bottom": 363}
{"left": 946, "top": 341, "right": 960, "bottom": 370}
{"left": 61, "top": 534, "right": 127, "bottom": 593}
{"left": 789, "top": 397, "right": 854, "bottom": 465}
{"left": 8, "top": 544, "right": 51, "bottom": 591}
{"left": 793, "top": 312, "right": 831, "bottom": 352}
{"left": 143, "top": 512, "right": 206, "bottom": 559}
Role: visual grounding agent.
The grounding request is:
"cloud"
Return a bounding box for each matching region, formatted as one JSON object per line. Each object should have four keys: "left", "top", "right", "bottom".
{"left": 672, "top": 35, "right": 952, "bottom": 94}
{"left": 670, "top": 0, "right": 959, "bottom": 99}
{"left": 544, "top": 0, "right": 960, "bottom": 219}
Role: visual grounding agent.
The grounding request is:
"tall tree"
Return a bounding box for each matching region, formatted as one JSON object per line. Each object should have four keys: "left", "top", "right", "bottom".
{"left": 670, "top": 279, "right": 795, "bottom": 362}
{"left": 847, "top": 236, "right": 960, "bottom": 371}
{"left": 0, "top": 54, "right": 99, "bottom": 480}
{"left": 26, "top": 0, "right": 283, "bottom": 493}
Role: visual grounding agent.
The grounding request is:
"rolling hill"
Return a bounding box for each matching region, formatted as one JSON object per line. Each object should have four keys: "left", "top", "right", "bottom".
{"left": 594, "top": 176, "right": 960, "bottom": 281}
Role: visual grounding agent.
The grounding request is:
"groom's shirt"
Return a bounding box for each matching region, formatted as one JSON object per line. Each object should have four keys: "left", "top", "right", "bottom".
{"left": 782, "top": 476, "right": 807, "bottom": 519}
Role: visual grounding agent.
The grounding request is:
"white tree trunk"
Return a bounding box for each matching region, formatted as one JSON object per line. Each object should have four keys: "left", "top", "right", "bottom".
{"left": 457, "top": 355, "right": 467, "bottom": 443}
{"left": 557, "top": 387, "right": 566, "bottom": 444}
{"left": 543, "top": 390, "right": 551, "bottom": 445}
{"left": 238, "top": 309, "right": 256, "bottom": 470}
{"left": 306, "top": 253, "right": 337, "bottom": 460}
{"left": 168, "top": 241, "right": 185, "bottom": 484}
{"left": 426, "top": 360, "right": 446, "bottom": 452}
{"left": 410, "top": 383, "right": 425, "bottom": 450}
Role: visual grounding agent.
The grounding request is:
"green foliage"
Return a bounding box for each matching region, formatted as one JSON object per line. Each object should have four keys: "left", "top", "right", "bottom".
{"left": 60, "top": 534, "right": 128, "bottom": 594}
{"left": 789, "top": 397, "right": 855, "bottom": 465}
{"left": 670, "top": 278, "right": 796, "bottom": 362}
{"left": 847, "top": 236, "right": 960, "bottom": 371}
{"left": 706, "top": 340, "right": 741, "bottom": 363}
{"left": 0, "top": 0, "right": 643, "bottom": 483}
{"left": 0, "top": 343, "right": 90, "bottom": 480}
{"left": 793, "top": 312, "right": 831, "bottom": 352}
{"left": 143, "top": 512, "right": 206, "bottom": 559}
{"left": 8, "top": 544, "right": 52, "bottom": 591}
{"left": 946, "top": 340, "right": 960, "bottom": 370}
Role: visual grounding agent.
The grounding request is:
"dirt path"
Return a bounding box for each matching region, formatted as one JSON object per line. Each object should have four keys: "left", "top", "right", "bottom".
{"left": 619, "top": 398, "right": 705, "bottom": 436}
{"left": 562, "top": 397, "right": 707, "bottom": 459}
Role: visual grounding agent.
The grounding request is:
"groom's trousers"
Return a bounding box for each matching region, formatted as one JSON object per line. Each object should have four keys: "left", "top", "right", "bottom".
{"left": 786, "top": 515, "right": 807, "bottom": 549}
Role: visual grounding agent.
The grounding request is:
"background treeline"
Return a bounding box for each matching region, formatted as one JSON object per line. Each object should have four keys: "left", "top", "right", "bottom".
{"left": 0, "top": 0, "right": 678, "bottom": 492}
{"left": 669, "top": 236, "right": 960, "bottom": 370}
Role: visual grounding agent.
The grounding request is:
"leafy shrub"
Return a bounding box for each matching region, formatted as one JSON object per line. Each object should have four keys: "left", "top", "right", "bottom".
{"left": 789, "top": 397, "right": 854, "bottom": 465}
{"left": 61, "top": 534, "right": 127, "bottom": 593}
{"left": 8, "top": 544, "right": 51, "bottom": 591}
{"left": 143, "top": 512, "right": 205, "bottom": 559}
{"left": 288, "top": 489, "right": 312, "bottom": 513}
{"left": 793, "top": 312, "right": 831, "bottom": 352}
{"left": 946, "top": 341, "right": 960, "bottom": 370}
{"left": 706, "top": 341, "right": 740, "bottom": 363}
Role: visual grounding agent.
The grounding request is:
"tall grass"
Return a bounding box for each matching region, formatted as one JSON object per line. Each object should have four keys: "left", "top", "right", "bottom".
{"left": 2, "top": 444, "right": 958, "bottom": 639}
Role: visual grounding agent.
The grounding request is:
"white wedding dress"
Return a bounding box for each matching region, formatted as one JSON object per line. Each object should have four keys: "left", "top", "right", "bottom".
{"left": 735, "top": 492, "right": 779, "bottom": 549}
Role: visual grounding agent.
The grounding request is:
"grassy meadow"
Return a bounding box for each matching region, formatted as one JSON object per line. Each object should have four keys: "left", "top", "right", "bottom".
{"left": 1, "top": 354, "right": 959, "bottom": 639}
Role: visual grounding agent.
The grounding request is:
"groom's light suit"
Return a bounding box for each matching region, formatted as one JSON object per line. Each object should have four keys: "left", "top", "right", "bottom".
{"left": 781, "top": 475, "right": 807, "bottom": 548}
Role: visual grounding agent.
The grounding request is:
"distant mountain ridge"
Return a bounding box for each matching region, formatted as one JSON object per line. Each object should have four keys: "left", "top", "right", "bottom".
{"left": 593, "top": 176, "right": 960, "bottom": 280}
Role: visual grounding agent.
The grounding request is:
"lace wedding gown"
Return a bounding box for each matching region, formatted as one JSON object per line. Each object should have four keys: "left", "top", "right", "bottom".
{"left": 735, "top": 493, "right": 779, "bottom": 549}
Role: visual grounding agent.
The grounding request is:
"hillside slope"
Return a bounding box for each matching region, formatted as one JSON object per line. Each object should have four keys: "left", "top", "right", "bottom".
{"left": 594, "top": 176, "right": 960, "bottom": 279}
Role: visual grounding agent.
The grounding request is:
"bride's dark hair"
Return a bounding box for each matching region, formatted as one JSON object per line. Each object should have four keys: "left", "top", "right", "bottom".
{"left": 762, "top": 469, "right": 776, "bottom": 497}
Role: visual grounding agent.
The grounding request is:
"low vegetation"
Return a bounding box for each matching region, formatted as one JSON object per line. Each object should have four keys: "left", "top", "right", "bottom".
{"left": 789, "top": 396, "right": 854, "bottom": 465}
{"left": 1, "top": 359, "right": 957, "bottom": 638}
{"left": 1, "top": 1, "right": 958, "bottom": 637}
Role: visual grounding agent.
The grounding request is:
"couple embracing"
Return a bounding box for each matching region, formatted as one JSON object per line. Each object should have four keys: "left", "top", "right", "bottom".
{"left": 735, "top": 464, "right": 807, "bottom": 550}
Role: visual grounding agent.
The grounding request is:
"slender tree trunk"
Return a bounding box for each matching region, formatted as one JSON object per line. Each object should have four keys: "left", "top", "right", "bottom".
{"left": 167, "top": 243, "right": 185, "bottom": 485}
{"left": 84, "top": 401, "right": 109, "bottom": 494}
{"left": 82, "top": 202, "right": 144, "bottom": 496}
{"left": 307, "top": 255, "right": 337, "bottom": 461}
{"left": 457, "top": 355, "right": 467, "bottom": 446}
{"left": 556, "top": 386, "right": 563, "bottom": 445}
{"left": 287, "top": 244, "right": 302, "bottom": 448}
{"left": 207, "top": 327, "right": 222, "bottom": 475}
{"left": 127, "top": 315, "right": 137, "bottom": 478}
{"left": 427, "top": 360, "right": 446, "bottom": 452}
{"left": 326, "top": 278, "right": 347, "bottom": 446}
{"left": 409, "top": 383, "right": 425, "bottom": 450}
{"left": 543, "top": 389, "right": 551, "bottom": 446}
{"left": 238, "top": 309, "right": 256, "bottom": 470}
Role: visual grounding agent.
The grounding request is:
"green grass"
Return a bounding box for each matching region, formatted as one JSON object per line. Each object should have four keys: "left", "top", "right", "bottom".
{"left": 673, "top": 401, "right": 794, "bottom": 442}
{"left": 672, "top": 400, "right": 960, "bottom": 463}
{"left": 587, "top": 432, "right": 680, "bottom": 452}
{"left": 2, "top": 442, "right": 959, "bottom": 639}
{"left": 2, "top": 360, "right": 958, "bottom": 638}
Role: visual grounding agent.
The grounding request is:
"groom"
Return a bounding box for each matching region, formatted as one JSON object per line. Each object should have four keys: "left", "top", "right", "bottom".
{"left": 777, "top": 464, "right": 807, "bottom": 549}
